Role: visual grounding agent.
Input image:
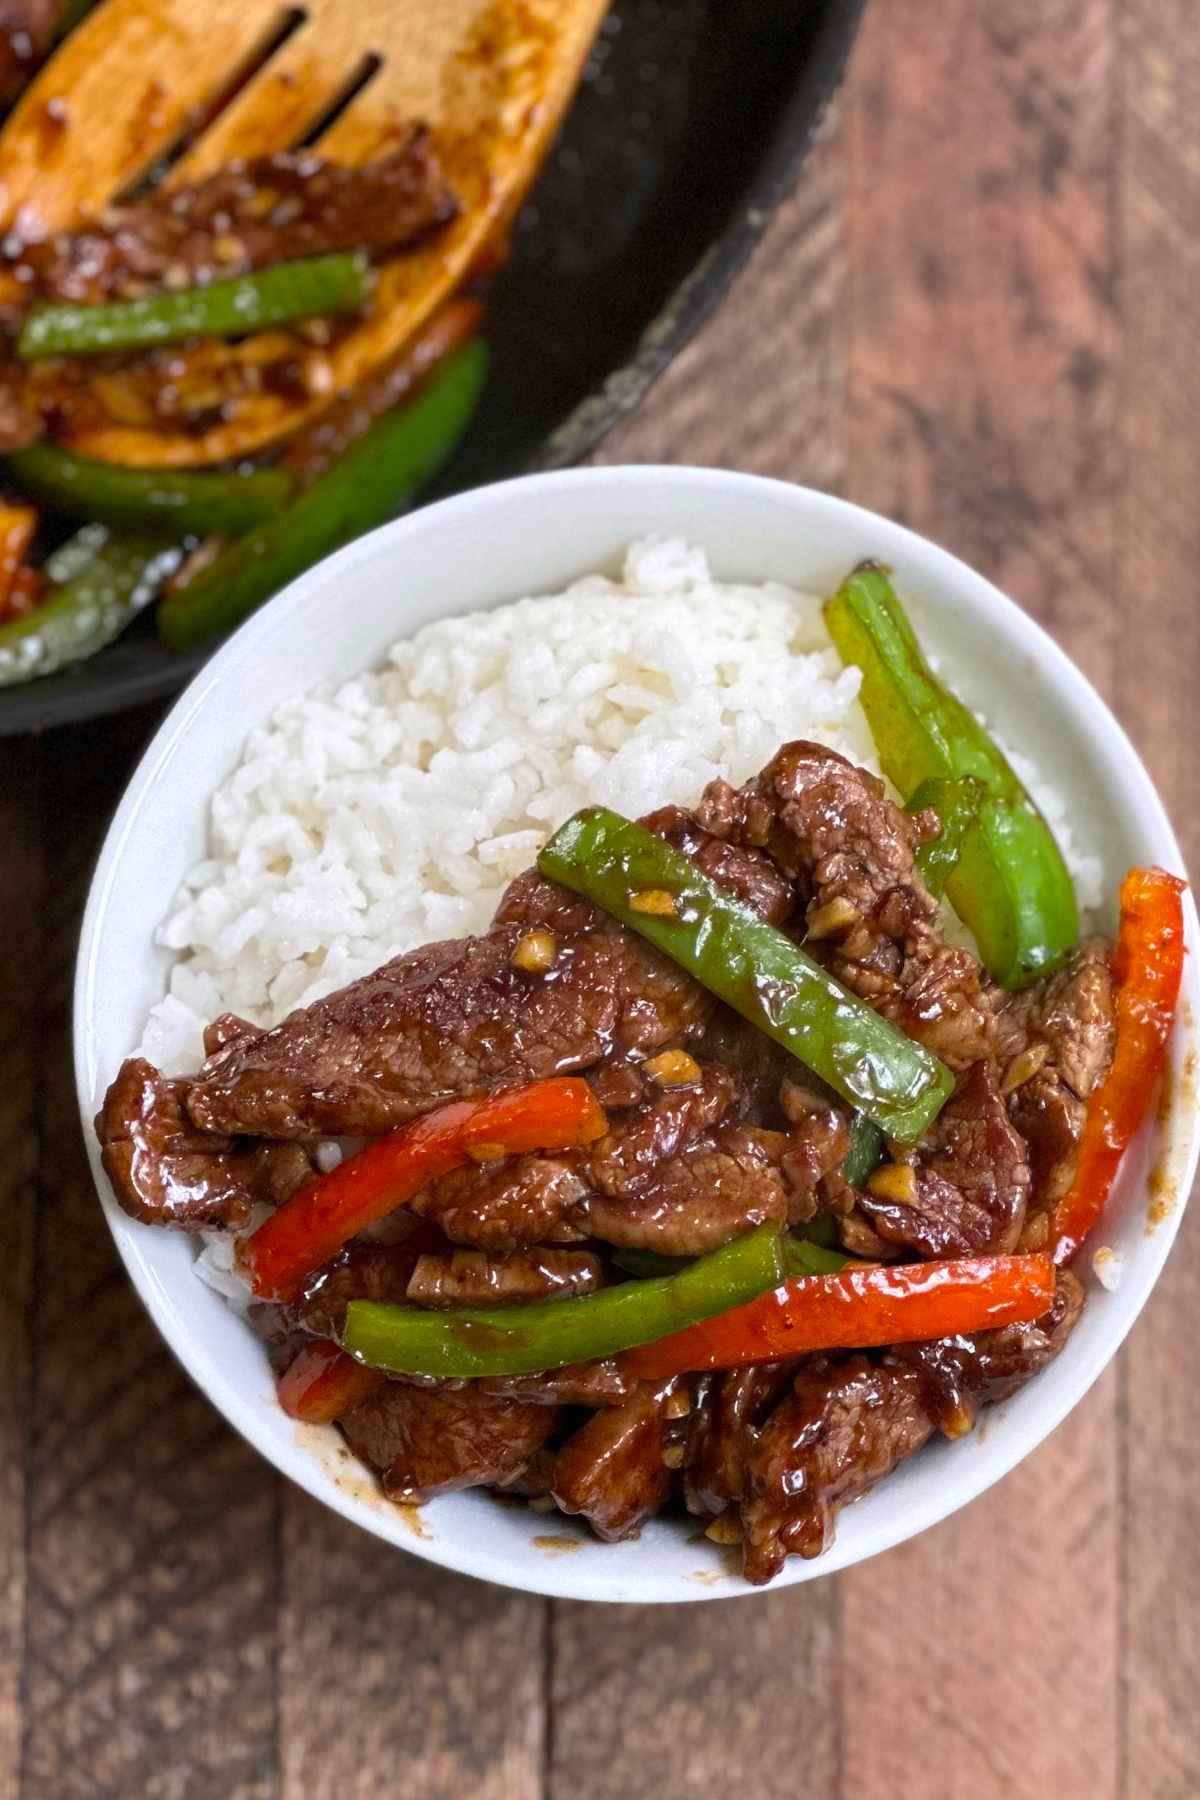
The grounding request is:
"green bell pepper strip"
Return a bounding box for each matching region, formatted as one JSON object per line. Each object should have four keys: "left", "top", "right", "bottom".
{"left": 539, "top": 807, "right": 954, "bottom": 1142}
{"left": 786, "top": 1235, "right": 850, "bottom": 1276}
{"left": 0, "top": 525, "right": 181, "bottom": 686}
{"left": 908, "top": 775, "right": 985, "bottom": 899}
{"left": 343, "top": 1222, "right": 789, "bottom": 1379}
{"left": 613, "top": 1234, "right": 850, "bottom": 1282}
{"left": 5, "top": 441, "right": 292, "bottom": 535}
{"left": 824, "top": 563, "right": 1079, "bottom": 988}
{"left": 17, "top": 251, "right": 370, "bottom": 359}
{"left": 158, "top": 338, "right": 487, "bottom": 652}
{"left": 842, "top": 1112, "right": 885, "bottom": 1187}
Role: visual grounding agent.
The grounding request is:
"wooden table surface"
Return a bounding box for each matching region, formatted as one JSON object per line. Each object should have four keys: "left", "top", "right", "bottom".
{"left": 4, "top": 3, "right": 1198, "bottom": 1795}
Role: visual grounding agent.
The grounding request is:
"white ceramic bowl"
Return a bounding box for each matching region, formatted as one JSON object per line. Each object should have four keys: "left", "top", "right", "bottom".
{"left": 75, "top": 468, "right": 1199, "bottom": 1603}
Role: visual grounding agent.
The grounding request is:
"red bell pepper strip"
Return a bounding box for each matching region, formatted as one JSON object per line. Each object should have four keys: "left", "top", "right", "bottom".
{"left": 0, "top": 505, "right": 37, "bottom": 615}
{"left": 621, "top": 1253, "right": 1056, "bottom": 1378}
{"left": 1052, "top": 866, "right": 1187, "bottom": 1265}
{"left": 240, "top": 1078, "right": 607, "bottom": 1301}
{"left": 277, "top": 1339, "right": 386, "bottom": 1424}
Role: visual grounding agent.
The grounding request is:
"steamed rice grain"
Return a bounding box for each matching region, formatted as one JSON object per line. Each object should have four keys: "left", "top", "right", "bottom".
{"left": 147, "top": 539, "right": 873, "bottom": 1066}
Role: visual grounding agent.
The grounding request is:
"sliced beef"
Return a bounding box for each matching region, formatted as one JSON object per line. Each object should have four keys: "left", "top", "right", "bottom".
{"left": 995, "top": 939, "right": 1115, "bottom": 1236}
{"left": 96, "top": 1057, "right": 314, "bottom": 1230}
{"left": 494, "top": 1448, "right": 556, "bottom": 1499}
{"left": 411, "top": 1153, "right": 589, "bottom": 1249}
{"left": 777, "top": 1105, "right": 850, "bottom": 1224}
{"left": 185, "top": 919, "right": 710, "bottom": 1139}
{"left": 583, "top": 1069, "right": 787, "bottom": 1255}
{"left": 698, "top": 738, "right": 922, "bottom": 914}
{"left": 586, "top": 1068, "right": 739, "bottom": 1194}
{"left": 639, "top": 804, "right": 796, "bottom": 925}
{"left": 587, "top": 1060, "right": 647, "bottom": 1112}
{"left": 202, "top": 1012, "right": 261, "bottom": 1059}
{"left": 739, "top": 1271, "right": 1082, "bottom": 1583}
{"left": 858, "top": 1062, "right": 1030, "bottom": 1257}
{"left": 683, "top": 1363, "right": 795, "bottom": 1518}
{"left": 340, "top": 1382, "right": 558, "bottom": 1503}
{"left": 694, "top": 1005, "right": 794, "bottom": 1119}
{"left": 479, "top": 1360, "right": 636, "bottom": 1408}
{"left": 741, "top": 1355, "right": 936, "bottom": 1581}
{"left": 9, "top": 133, "right": 457, "bottom": 303}
{"left": 405, "top": 1247, "right": 603, "bottom": 1308}
{"left": 550, "top": 1378, "right": 688, "bottom": 1540}
{"left": 0, "top": 0, "right": 59, "bottom": 106}
{"left": 295, "top": 1240, "right": 425, "bottom": 1339}
{"left": 586, "top": 1125, "right": 788, "bottom": 1255}
{"left": 492, "top": 869, "right": 605, "bottom": 935}
{"left": 698, "top": 742, "right": 996, "bottom": 1069}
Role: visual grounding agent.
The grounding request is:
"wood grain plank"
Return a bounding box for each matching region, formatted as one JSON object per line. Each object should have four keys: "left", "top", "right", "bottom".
{"left": 0, "top": 739, "right": 42, "bottom": 1800}
{"left": 1115, "top": 10, "right": 1200, "bottom": 1794}
{"left": 21, "top": 714, "right": 281, "bottom": 1800}
{"left": 846, "top": 0, "right": 1119, "bottom": 689}
{"left": 550, "top": 1587, "right": 838, "bottom": 1800}
{"left": 549, "top": 131, "right": 848, "bottom": 1800}
{"left": 602, "top": 113, "right": 846, "bottom": 490}
{"left": 279, "top": 1495, "right": 544, "bottom": 1800}
{"left": 840, "top": 5, "right": 1122, "bottom": 1796}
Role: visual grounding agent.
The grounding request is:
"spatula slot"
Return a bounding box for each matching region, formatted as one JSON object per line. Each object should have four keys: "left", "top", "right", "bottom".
{"left": 115, "top": 6, "right": 310, "bottom": 202}
{"left": 291, "top": 51, "right": 383, "bottom": 152}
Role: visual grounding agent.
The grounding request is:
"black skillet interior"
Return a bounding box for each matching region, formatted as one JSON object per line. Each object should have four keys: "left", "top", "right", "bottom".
{"left": 0, "top": 0, "right": 865, "bottom": 737}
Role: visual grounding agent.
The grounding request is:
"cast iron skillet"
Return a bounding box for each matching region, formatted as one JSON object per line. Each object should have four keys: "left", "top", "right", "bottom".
{"left": 0, "top": 0, "right": 865, "bottom": 737}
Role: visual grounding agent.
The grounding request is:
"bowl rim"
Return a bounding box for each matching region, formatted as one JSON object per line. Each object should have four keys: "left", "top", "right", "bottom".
{"left": 74, "top": 464, "right": 1200, "bottom": 1602}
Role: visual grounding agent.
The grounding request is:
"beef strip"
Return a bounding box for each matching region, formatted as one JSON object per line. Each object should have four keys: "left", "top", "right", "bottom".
{"left": 202, "top": 1012, "right": 261, "bottom": 1059}
{"left": 587, "top": 1060, "right": 647, "bottom": 1112}
{"left": 698, "top": 741, "right": 997, "bottom": 1069}
{"left": 550, "top": 1378, "right": 689, "bottom": 1540}
{"left": 587, "top": 1125, "right": 789, "bottom": 1255}
{"left": 184, "top": 918, "right": 710, "bottom": 1139}
{"left": 777, "top": 1105, "right": 850, "bottom": 1224}
{"left": 582, "top": 1068, "right": 788, "bottom": 1254}
{"left": 340, "top": 1382, "right": 558, "bottom": 1503}
{"left": 858, "top": 1061, "right": 1031, "bottom": 1257}
{"left": 739, "top": 1271, "right": 1082, "bottom": 1582}
{"left": 0, "top": 0, "right": 59, "bottom": 106}
{"left": 8, "top": 133, "right": 457, "bottom": 303}
{"left": 295, "top": 1240, "right": 426, "bottom": 1339}
{"left": 405, "top": 1247, "right": 603, "bottom": 1308}
{"left": 479, "top": 1360, "right": 636, "bottom": 1408}
{"left": 694, "top": 1005, "right": 794, "bottom": 1119}
{"left": 683, "top": 1363, "right": 795, "bottom": 1518}
{"left": 586, "top": 1068, "right": 739, "bottom": 1193}
{"left": 411, "top": 1153, "right": 589, "bottom": 1249}
{"left": 96, "top": 1057, "right": 314, "bottom": 1229}
{"left": 639, "top": 804, "right": 796, "bottom": 925}
{"left": 740, "top": 1356, "right": 938, "bottom": 1582}
{"left": 995, "top": 939, "right": 1115, "bottom": 1238}
{"left": 493, "top": 1447, "right": 557, "bottom": 1498}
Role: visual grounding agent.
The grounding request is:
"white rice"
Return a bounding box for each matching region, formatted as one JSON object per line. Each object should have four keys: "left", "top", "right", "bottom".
{"left": 145, "top": 538, "right": 879, "bottom": 1072}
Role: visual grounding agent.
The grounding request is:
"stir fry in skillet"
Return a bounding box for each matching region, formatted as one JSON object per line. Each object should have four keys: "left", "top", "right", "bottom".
{"left": 95, "top": 567, "right": 1185, "bottom": 1583}
{"left": 0, "top": 14, "right": 488, "bottom": 685}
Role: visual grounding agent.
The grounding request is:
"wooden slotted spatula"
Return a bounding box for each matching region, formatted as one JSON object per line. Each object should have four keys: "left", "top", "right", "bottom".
{"left": 0, "top": 0, "right": 610, "bottom": 467}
